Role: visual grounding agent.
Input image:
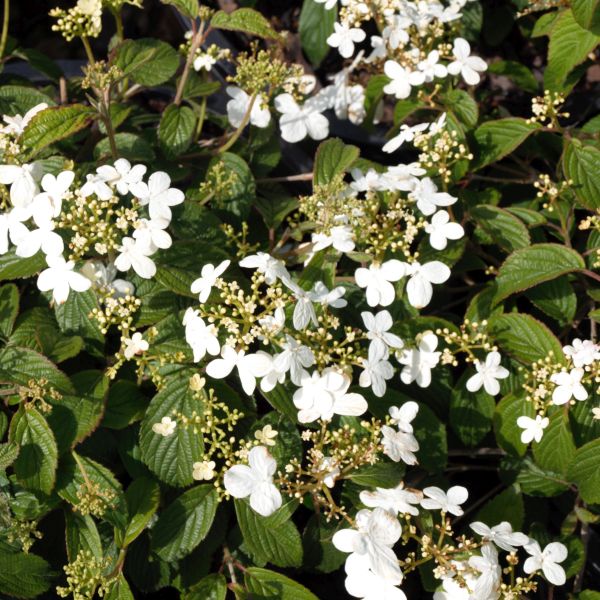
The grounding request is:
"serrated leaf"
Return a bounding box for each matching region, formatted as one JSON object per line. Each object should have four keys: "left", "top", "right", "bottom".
{"left": 184, "top": 573, "right": 227, "bottom": 600}
{"left": 235, "top": 499, "right": 303, "bottom": 568}
{"left": 494, "top": 244, "right": 584, "bottom": 304}
{"left": 475, "top": 485, "right": 524, "bottom": 530}
{"left": 563, "top": 139, "right": 600, "bottom": 210}
{"left": 103, "top": 380, "right": 147, "bottom": 430}
{"left": 152, "top": 485, "right": 217, "bottom": 561}
{"left": 211, "top": 8, "right": 279, "bottom": 40}
{"left": 525, "top": 277, "right": 577, "bottom": 325}
{"left": 0, "top": 551, "right": 52, "bottom": 598}
{"left": 123, "top": 477, "right": 160, "bottom": 547}
{"left": 313, "top": 138, "right": 360, "bottom": 187}
{"left": 299, "top": 0, "right": 337, "bottom": 67}
{"left": 471, "top": 204, "right": 530, "bottom": 253}
{"left": 21, "top": 104, "right": 94, "bottom": 155}
{"left": 94, "top": 132, "right": 156, "bottom": 162}
{"left": 545, "top": 9, "right": 600, "bottom": 91}
{"left": 508, "top": 456, "right": 570, "bottom": 496}
{"left": 160, "top": 0, "right": 198, "bottom": 19}
{"left": 159, "top": 104, "right": 196, "bottom": 157}
{"left": 346, "top": 462, "right": 405, "bottom": 488}
{"left": 473, "top": 118, "right": 540, "bottom": 169}
{"left": 494, "top": 392, "right": 534, "bottom": 456}
{"left": 0, "top": 441, "right": 19, "bottom": 470}
{"left": 412, "top": 404, "right": 447, "bottom": 473}
{"left": 9, "top": 406, "right": 58, "bottom": 494}
{"left": 487, "top": 60, "right": 539, "bottom": 93}
{"left": 442, "top": 89, "right": 478, "bottom": 127}
{"left": 572, "top": 0, "right": 600, "bottom": 33}
{"left": 489, "top": 313, "right": 564, "bottom": 363}
{"left": 64, "top": 511, "right": 103, "bottom": 560}
{"left": 0, "top": 283, "right": 19, "bottom": 338}
{"left": 115, "top": 38, "right": 179, "bottom": 87}
{"left": 0, "top": 86, "right": 55, "bottom": 114}
{"left": 139, "top": 376, "right": 203, "bottom": 487}
{"left": 532, "top": 412, "right": 575, "bottom": 475}
{"left": 105, "top": 574, "right": 135, "bottom": 600}
{"left": 0, "top": 249, "right": 45, "bottom": 282}
{"left": 244, "top": 567, "right": 319, "bottom": 599}
{"left": 568, "top": 438, "right": 600, "bottom": 504}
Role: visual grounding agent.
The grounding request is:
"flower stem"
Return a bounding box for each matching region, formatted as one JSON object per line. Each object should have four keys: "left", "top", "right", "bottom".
{"left": 174, "top": 21, "right": 207, "bottom": 106}
{"left": 0, "top": 0, "right": 9, "bottom": 60}
{"left": 81, "top": 36, "right": 96, "bottom": 67}
{"left": 217, "top": 93, "right": 257, "bottom": 154}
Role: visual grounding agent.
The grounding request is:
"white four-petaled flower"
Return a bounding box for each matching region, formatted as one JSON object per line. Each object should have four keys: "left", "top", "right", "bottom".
{"left": 523, "top": 541, "right": 568, "bottom": 586}
{"left": 447, "top": 37, "right": 487, "bottom": 85}
{"left": 550, "top": 367, "right": 588, "bottom": 405}
{"left": 466, "top": 351, "right": 510, "bottom": 396}
{"left": 421, "top": 485, "right": 468, "bottom": 516}
{"left": 191, "top": 259, "right": 230, "bottom": 303}
{"left": 516, "top": 415, "right": 549, "bottom": 444}
{"left": 327, "top": 22, "right": 366, "bottom": 58}
{"left": 37, "top": 254, "right": 91, "bottom": 304}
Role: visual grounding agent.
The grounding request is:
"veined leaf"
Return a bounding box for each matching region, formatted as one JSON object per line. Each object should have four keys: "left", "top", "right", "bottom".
{"left": 313, "top": 138, "right": 360, "bottom": 187}
{"left": 211, "top": 8, "right": 279, "bottom": 40}
{"left": 299, "top": 0, "right": 337, "bottom": 67}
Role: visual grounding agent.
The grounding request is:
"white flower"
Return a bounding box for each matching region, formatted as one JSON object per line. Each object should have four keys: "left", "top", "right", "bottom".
{"left": 466, "top": 351, "right": 510, "bottom": 396}
{"left": 152, "top": 416, "right": 176, "bottom": 437}
{"left": 293, "top": 368, "right": 368, "bottom": 423}
{"left": 524, "top": 541, "right": 568, "bottom": 586}
{"left": 0, "top": 102, "right": 48, "bottom": 136}
{"left": 398, "top": 331, "right": 440, "bottom": 387}
{"left": 312, "top": 224, "right": 355, "bottom": 253}
{"left": 562, "top": 338, "right": 600, "bottom": 367}
{"left": 343, "top": 553, "right": 406, "bottom": 600}
{"left": 417, "top": 50, "right": 448, "bottom": 82}
{"left": 447, "top": 38, "right": 487, "bottom": 85}
{"left": 183, "top": 307, "right": 220, "bottom": 362}
{"left": 192, "top": 460, "right": 216, "bottom": 481}
{"left": 225, "top": 86, "right": 271, "bottom": 129}
{"left": 470, "top": 522, "right": 529, "bottom": 552}
{"left": 96, "top": 158, "right": 147, "bottom": 196}
{"left": 193, "top": 53, "right": 216, "bottom": 72}
{"left": 381, "top": 424, "right": 419, "bottom": 465}
{"left": 359, "top": 344, "right": 394, "bottom": 397}
{"left": 80, "top": 260, "right": 133, "bottom": 298}
{"left": 37, "top": 254, "right": 91, "bottom": 304}
{"left": 123, "top": 332, "right": 149, "bottom": 360}
{"left": 389, "top": 401, "right": 419, "bottom": 433}
{"left": 289, "top": 285, "right": 318, "bottom": 331}
{"left": 314, "top": 0, "right": 336, "bottom": 9}
{"left": 320, "top": 457, "right": 340, "bottom": 488}
{"left": 260, "top": 361, "right": 286, "bottom": 393}
{"left": 132, "top": 217, "right": 172, "bottom": 252}
{"left": 425, "top": 210, "right": 464, "bottom": 250}
{"left": 274, "top": 335, "right": 315, "bottom": 385}
{"left": 517, "top": 415, "right": 549, "bottom": 444}
{"left": 190, "top": 259, "right": 230, "bottom": 303}
{"left": 310, "top": 281, "right": 347, "bottom": 308}
{"left": 254, "top": 424, "right": 278, "bottom": 446}
{"left": 223, "top": 445, "right": 282, "bottom": 517}
{"left": 114, "top": 236, "right": 156, "bottom": 279}
{"left": 327, "top": 22, "right": 366, "bottom": 58}
{"left": 410, "top": 177, "right": 457, "bottom": 216}
{"left": 350, "top": 168, "right": 383, "bottom": 193}
{"left": 37, "top": 170, "right": 75, "bottom": 216}
{"left": 383, "top": 60, "right": 424, "bottom": 99}
{"left": 239, "top": 252, "right": 288, "bottom": 284}
{"left": 550, "top": 367, "right": 588, "bottom": 405}
{"left": 131, "top": 171, "right": 184, "bottom": 221}
{"left": 275, "top": 93, "right": 329, "bottom": 143}
{"left": 382, "top": 122, "right": 429, "bottom": 153}
{"left": 360, "top": 483, "right": 422, "bottom": 516}
{"left": 80, "top": 173, "right": 113, "bottom": 200}
{"left": 0, "top": 207, "right": 29, "bottom": 254}
{"left": 332, "top": 507, "right": 403, "bottom": 582}
{"left": 0, "top": 163, "right": 42, "bottom": 207}
{"left": 381, "top": 162, "right": 425, "bottom": 191}
{"left": 382, "top": 14, "right": 412, "bottom": 49}
{"left": 355, "top": 260, "right": 408, "bottom": 307}
{"left": 429, "top": 112, "right": 448, "bottom": 135}
{"left": 468, "top": 543, "right": 501, "bottom": 600}
{"left": 403, "top": 260, "right": 451, "bottom": 309}
{"left": 366, "top": 35, "right": 387, "bottom": 63}
{"left": 421, "top": 486, "right": 468, "bottom": 516}
{"left": 362, "top": 310, "right": 404, "bottom": 358}
{"left": 15, "top": 196, "right": 63, "bottom": 258}
{"left": 206, "top": 345, "right": 272, "bottom": 395}
{"left": 258, "top": 306, "right": 286, "bottom": 337}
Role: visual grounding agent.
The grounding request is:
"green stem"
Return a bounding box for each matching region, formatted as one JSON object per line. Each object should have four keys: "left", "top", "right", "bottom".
{"left": 217, "top": 93, "right": 256, "bottom": 154}
{"left": 194, "top": 96, "right": 207, "bottom": 142}
{"left": 101, "top": 90, "right": 118, "bottom": 160}
{"left": 0, "top": 0, "right": 9, "bottom": 60}
{"left": 173, "top": 22, "right": 206, "bottom": 106}
{"left": 81, "top": 36, "right": 96, "bottom": 67}
{"left": 114, "top": 10, "right": 124, "bottom": 42}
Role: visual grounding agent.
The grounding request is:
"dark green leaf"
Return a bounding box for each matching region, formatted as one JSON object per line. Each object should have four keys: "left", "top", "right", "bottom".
{"left": 299, "top": 0, "right": 337, "bottom": 66}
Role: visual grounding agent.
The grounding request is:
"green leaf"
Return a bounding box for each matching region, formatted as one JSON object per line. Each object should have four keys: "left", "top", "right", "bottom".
{"left": 64, "top": 511, "right": 103, "bottom": 560}
{"left": 569, "top": 396, "right": 600, "bottom": 446}
{"left": 0, "top": 86, "right": 55, "bottom": 114}
{"left": 299, "top": 0, "right": 337, "bottom": 66}
{"left": 302, "top": 515, "right": 346, "bottom": 574}
{"left": 568, "top": 438, "right": 600, "bottom": 503}
{"left": 509, "top": 456, "right": 570, "bottom": 496}
{"left": 545, "top": 9, "right": 600, "bottom": 91}
{"left": 21, "top": 104, "right": 94, "bottom": 155}
{"left": 105, "top": 574, "right": 135, "bottom": 600}
{"left": 572, "top": 0, "right": 600, "bottom": 33}
{"left": 211, "top": 8, "right": 279, "bottom": 40}
{"left": 235, "top": 499, "right": 303, "bottom": 568}
{"left": 525, "top": 277, "right": 577, "bottom": 325}
{"left": 159, "top": 104, "right": 196, "bottom": 157}
{"left": 184, "top": 573, "right": 227, "bottom": 600}
{"left": 488, "top": 313, "right": 564, "bottom": 363}
{"left": 0, "top": 283, "right": 19, "bottom": 338}
{"left": 0, "top": 441, "right": 20, "bottom": 470}
{"left": 442, "top": 89, "right": 478, "bottom": 128}
{"left": 471, "top": 204, "right": 530, "bottom": 253}
{"left": 160, "top": 0, "right": 198, "bottom": 19}
{"left": 494, "top": 244, "right": 584, "bottom": 304}
{"left": 9, "top": 406, "right": 58, "bottom": 495}
{"left": 245, "top": 567, "right": 318, "bottom": 599}
{"left": 346, "top": 462, "right": 406, "bottom": 488}
{"left": 115, "top": 38, "right": 180, "bottom": 87}
{"left": 563, "top": 139, "right": 600, "bottom": 210}
{"left": 487, "top": 60, "right": 539, "bottom": 93}
{"left": 494, "top": 392, "right": 534, "bottom": 456}
{"left": 473, "top": 118, "right": 540, "bottom": 169}
{"left": 450, "top": 373, "right": 496, "bottom": 447}
{"left": 151, "top": 485, "right": 217, "bottom": 561}
{"left": 94, "top": 132, "right": 156, "bottom": 162}
{"left": 475, "top": 485, "right": 524, "bottom": 530}
{"left": 313, "top": 138, "right": 360, "bottom": 187}
{"left": 103, "top": 380, "right": 147, "bottom": 429}
{"left": 0, "top": 551, "right": 52, "bottom": 598}
{"left": 412, "top": 404, "right": 447, "bottom": 473}
{"left": 139, "top": 377, "right": 203, "bottom": 487}
{"left": 207, "top": 152, "right": 255, "bottom": 220}
{"left": 532, "top": 412, "right": 576, "bottom": 475}
{"left": 0, "top": 249, "right": 45, "bottom": 282}
{"left": 123, "top": 477, "right": 160, "bottom": 547}
{"left": 532, "top": 11, "right": 560, "bottom": 37}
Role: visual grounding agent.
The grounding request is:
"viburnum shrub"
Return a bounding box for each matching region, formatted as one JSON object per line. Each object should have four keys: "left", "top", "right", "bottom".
{"left": 1, "top": 0, "right": 600, "bottom": 598}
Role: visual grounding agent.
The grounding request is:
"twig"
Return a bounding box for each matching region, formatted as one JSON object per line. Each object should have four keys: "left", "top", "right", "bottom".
{"left": 0, "top": 0, "right": 9, "bottom": 60}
